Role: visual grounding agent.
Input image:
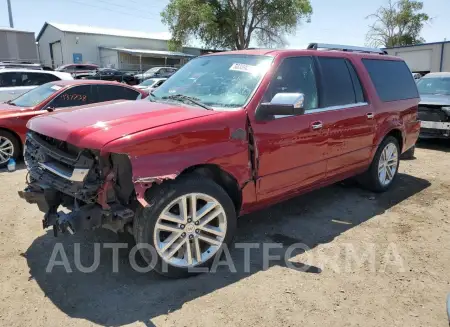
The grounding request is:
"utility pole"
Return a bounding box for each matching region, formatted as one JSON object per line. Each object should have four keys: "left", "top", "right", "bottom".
{"left": 7, "top": 0, "right": 14, "bottom": 28}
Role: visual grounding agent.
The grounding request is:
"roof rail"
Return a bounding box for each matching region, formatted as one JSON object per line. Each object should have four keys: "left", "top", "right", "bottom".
{"left": 307, "top": 43, "right": 387, "bottom": 55}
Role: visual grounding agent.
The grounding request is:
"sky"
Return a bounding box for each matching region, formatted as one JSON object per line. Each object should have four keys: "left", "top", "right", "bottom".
{"left": 1, "top": 0, "right": 449, "bottom": 49}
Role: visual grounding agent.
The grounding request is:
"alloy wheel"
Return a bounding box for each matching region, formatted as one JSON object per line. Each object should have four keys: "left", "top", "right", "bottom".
{"left": 378, "top": 142, "right": 398, "bottom": 186}
{"left": 0, "top": 136, "right": 14, "bottom": 165}
{"left": 153, "top": 193, "right": 227, "bottom": 268}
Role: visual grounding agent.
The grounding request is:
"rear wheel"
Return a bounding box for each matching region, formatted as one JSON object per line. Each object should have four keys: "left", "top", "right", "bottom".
{"left": 133, "top": 175, "right": 236, "bottom": 278}
{"left": 0, "top": 130, "right": 20, "bottom": 168}
{"left": 359, "top": 136, "right": 400, "bottom": 192}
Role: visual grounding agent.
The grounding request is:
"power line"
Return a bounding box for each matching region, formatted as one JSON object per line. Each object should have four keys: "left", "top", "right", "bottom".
{"left": 98, "top": 0, "right": 168, "bottom": 10}
{"left": 92, "top": 0, "right": 165, "bottom": 13}
{"left": 65, "top": 0, "right": 162, "bottom": 21}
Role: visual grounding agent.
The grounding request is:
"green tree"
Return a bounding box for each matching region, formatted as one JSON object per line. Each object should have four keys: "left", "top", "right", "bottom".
{"left": 161, "top": 0, "right": 313, "bottom": 50}
{"left": 366, "top": 0, "right": 430, "bottom": 47}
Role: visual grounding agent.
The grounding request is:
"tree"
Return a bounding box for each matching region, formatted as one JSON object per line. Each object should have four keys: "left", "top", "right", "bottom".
{"left": 161, "top": 0, "right": 313, "bottom": 50}
{"left": 366, "top": 0, "right": 430, "bottom": 48}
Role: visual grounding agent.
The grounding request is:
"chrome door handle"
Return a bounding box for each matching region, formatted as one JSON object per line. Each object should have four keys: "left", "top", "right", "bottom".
{"left": 367, "top": 112, "right": 374, "bottom": 119}
{"left": 311, "top": 121, "right": 323, "bottom": 130}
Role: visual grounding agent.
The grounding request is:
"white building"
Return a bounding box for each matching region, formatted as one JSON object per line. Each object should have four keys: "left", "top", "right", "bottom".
{"left": 36, "top": 22, "right": 201, "bottom": 70}
{"left": 385, "top": 41, "right": 450, "bottom": 75}
{"left": 0, "top": 27, "right": 38, "bottom": 62}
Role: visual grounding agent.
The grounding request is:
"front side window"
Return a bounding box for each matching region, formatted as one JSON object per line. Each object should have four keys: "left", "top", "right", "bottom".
{"left": 50, "top": 85, "right": 94, "bottom": 108}
{"left": 9, "top": 83, "right": 61, "bottom": 107}
{"left": 263, "top": 56, "right": 318, "bottom": 110}
{"left": 152, "top": 55, "right": 273, "bottom": 109}
{"left": 417, "top": 77, "right": 450, "bottom": 95}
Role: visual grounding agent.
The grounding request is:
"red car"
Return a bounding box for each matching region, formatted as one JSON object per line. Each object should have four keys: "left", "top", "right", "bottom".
{"left": 19, "top": 43, "right": 420, "bottom": 278}
{"left": 0, "top": 80, "right": 147, "bottom": 167}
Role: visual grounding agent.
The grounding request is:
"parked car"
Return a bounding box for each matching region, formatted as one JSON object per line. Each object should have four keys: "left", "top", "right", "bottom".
{"left": 0, "top": 69, "right": 72, "bottom": 103}
{"left": 0, "top": 61, "right": 44, "bottom": 70}
{"left": 83, "top": 68, "right": 139, "bottom": 85}
{"left": 416, "top": 72, "right": 450, "bottom": 140}
{"left": 0, "top": 80, "right": 147, "bottom": 167}
{"left": 18, "top": 43, "right": 420, "bottom": 278}
{"left": 134, "top": 67, "right": 177, "bottom": 81}
{"left": 55, "top": 64, "right": 99, "bottom": 79}
{"left": 135, "top": 77, "right": 167, "bottom": 93}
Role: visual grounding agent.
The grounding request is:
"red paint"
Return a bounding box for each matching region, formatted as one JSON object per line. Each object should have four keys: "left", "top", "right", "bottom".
{"left": 27, "top": 49, "right": 420, "bottom": 216}
{"left": 0, "top": 80, "right": 147, "bottom": 144}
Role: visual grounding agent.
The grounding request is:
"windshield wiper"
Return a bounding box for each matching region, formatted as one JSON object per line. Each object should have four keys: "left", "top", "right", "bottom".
{"left": 5, "top": 100, "right": 16, "bottom": 106}
{"left": 161, "top": 94, "right": 212, "bottom": 110}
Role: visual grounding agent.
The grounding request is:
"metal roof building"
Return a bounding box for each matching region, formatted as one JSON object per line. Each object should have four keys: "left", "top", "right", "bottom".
{"left": 36, "top": 22, "right": 200, "bottom": 71}
{"left": 0, "top": 27, "right": 38, "bottom": 63}
{"left": 385, "top": 41, "right": 450, "bottom": 74}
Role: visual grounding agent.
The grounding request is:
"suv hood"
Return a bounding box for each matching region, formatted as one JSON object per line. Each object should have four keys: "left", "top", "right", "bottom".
{"left": 420, "top": 94, "right": 450, "bottom": 106}
{"left": 27, "top": 100, "right": 217, "bottom": 149}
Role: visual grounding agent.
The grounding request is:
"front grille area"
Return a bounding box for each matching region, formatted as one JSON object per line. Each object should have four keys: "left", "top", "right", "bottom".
{"left": 24, "top": 132, "right": 101, "bottom": 203}
{"left": 418, "top": 105, "right": 449, "bottom": 122}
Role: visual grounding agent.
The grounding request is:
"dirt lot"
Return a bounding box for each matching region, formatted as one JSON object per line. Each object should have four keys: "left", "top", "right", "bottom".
{"left": 0, "top": 140, "right": 449, "bottom": 327}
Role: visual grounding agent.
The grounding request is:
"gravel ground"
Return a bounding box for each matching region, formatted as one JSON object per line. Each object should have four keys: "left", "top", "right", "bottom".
{"left": 0, "top": 139, "right": 449, "bottom": 327}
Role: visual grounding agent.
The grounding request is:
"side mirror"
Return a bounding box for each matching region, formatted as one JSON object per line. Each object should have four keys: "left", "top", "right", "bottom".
{"left": 46, "top": 106, "right": 55, "bottom": 112}
{"left": 256, "top": 93, "right": 305, "bottom": 121}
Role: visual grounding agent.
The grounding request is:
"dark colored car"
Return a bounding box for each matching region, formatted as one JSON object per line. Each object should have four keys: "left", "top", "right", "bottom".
{"left": 416, "top": 72, "right": 450, "bottom": 139}
{"left": 134, "top": 67, "right": 178, "bottom": 82}
{"left": 0, "top": 80, "right": 147, "bottom": 167}
{"left": 83, "top": 68, "right": 139, "bottom": 85}
{"left": 19, "top": 43, "right": 420, "bottom": 278}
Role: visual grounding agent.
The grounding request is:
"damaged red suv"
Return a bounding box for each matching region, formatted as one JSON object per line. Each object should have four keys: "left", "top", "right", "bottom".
{"left": 19, "top": 43, "right": 420, "bottom": 277}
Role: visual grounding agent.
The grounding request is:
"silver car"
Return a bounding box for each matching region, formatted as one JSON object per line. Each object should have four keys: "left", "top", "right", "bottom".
{"left": 417, "top": 72, "right": 450, "bottom": 139}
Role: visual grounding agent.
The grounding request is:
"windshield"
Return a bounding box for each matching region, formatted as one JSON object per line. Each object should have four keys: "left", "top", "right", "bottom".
{"left": 10, "top": 83, "right": 61, "bottom": 107}
{"left": 151, "top": 55, "right": 273, "bottom": 109}
{"left": 417, "top": 77, "right": 450, "bottom": 95}
{"left": 144, "top": 67, "right": 160, "bottom": 74}
{"left": 139, "top": 78, "right": 159, "bottom": 87}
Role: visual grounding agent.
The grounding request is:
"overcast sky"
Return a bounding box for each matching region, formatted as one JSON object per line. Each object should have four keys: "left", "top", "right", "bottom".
{"left": 1, "top": 0, "right": 449, "bottom": 49}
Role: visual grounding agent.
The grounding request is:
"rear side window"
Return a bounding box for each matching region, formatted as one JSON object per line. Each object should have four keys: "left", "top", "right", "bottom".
{"left": 21, "top": 72, "right": 61, "bottom": 86}
{"left": 362, "top": 59, "right": 419, "bottom": 102}
{"left": 97, "top": 85, "right": 140, "bottom": 101}
{"left": 317, "top": 57, "right": 359, "bottom": 107}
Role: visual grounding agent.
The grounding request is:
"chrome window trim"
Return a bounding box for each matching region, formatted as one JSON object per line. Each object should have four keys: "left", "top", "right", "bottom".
{"left": 305, "top": 102, "right": 368, "bottom": 114}
{"left": 273, "top": 102, "right": 368, "bottom": 119}
{"left": 39, "top": 162, "right": 89, "bottom": 182}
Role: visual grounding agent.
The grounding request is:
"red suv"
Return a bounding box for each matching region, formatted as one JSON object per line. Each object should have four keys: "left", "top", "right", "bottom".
{"left": 19, "top": 43, "right": 420, "bottom": 277}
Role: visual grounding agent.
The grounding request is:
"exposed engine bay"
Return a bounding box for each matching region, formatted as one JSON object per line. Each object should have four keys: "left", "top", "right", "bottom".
{"left": 18, "top": 131, "right": 136, "bottom": 236}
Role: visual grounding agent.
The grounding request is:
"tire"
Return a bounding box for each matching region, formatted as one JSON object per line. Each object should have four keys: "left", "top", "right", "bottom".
{"left": 133, "top": 175, "right": 237, "bottom": 278}
{"left": 0, "top": 130, "right": 20, "bottom": 169}
{"left": 400, "top": 145, "right": 415, "bottom": 160}
{"left": 359, "top": 136, "right": 400, "bottom": 193}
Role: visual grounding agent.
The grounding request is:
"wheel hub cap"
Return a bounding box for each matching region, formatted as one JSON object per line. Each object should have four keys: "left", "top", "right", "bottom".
{"left": 378, "top": 143, "right": 398, "bottom": 186}
{"left": 0, "top": 137, "right": 14, "bottom": 165}
{"left": 153, "top": 193, "right": 227, "bottom": 268}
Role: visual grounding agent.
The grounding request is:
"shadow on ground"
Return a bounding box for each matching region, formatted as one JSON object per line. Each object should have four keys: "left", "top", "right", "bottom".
{"left": 23, "top": 173, "right": 430, "bottom": 326}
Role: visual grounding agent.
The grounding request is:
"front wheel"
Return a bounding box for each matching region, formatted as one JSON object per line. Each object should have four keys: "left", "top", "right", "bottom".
{"left": 359, "top": 136, "right": 400, "bottom": 192}
{"left": 133, "top": 175, "right": 236, "bottom": 278}
{"left": 0, "top": 130, "right": 20, "bottom": 168}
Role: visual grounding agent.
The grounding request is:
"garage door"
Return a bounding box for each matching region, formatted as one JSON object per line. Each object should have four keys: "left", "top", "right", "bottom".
{"left": 51, "top": 41, "right": 63, "bottom": 68}
{"left": 395, "top": 49, "right": 432, "bottom": 72}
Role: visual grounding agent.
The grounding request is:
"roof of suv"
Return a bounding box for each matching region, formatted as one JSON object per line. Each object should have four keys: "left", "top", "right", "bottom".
{"left": 423, "top": 72, "right": 450, "bottom": 78}
{"left": 0, "top": 68, "right": 73, "bottom": 80}
{"left": 206, "top": 48, "right": 401, "bottom": 60}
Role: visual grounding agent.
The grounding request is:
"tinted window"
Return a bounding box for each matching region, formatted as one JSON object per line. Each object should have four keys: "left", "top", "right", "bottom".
{"left": 318, "top": 57, "right": 356, "bottom": 107}
{"left": 50, "top": 85, "right": 94, "bottom": 108}
{"left": 97, "top": 85, "right": 140, "bottom": 101}
{"left": 346, "top": 61, "right": 365, "bottom": 103}
{"left": 21, "top": 72, "right": 60, "bottom": 86}
{"left": 362, "top": 59, "right": 419, "bottom": 102}
{"left": 0, "top": 72, "right": 19, "bottom": 87}
{"left": 263, "top": 56, "right": 318, "bottom": 110}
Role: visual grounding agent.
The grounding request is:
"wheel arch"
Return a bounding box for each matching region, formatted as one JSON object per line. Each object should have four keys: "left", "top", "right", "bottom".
{"left": 180, "top": 164, "right": 242, "bottom": 215}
